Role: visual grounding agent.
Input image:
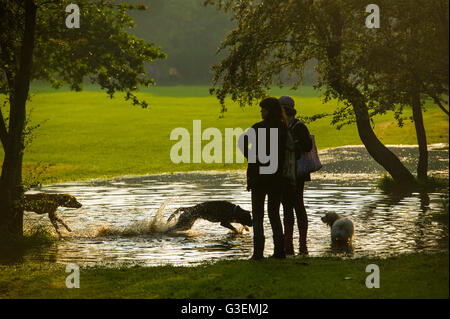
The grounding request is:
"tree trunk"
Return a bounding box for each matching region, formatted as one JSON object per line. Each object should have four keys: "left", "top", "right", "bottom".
{"left": 320, "top": 16, "right": 416, "bottom": 186}
{"left": 347, "top": 87, "right": 416, "bottom": 185}
{"left": 0, "top": 0, "right": 37, "bottom": 242}
{"left": 0, "top": 181, "right": 23, "bottom": 241}
{"left": 328, "top": 75, "right": 416, "bottom": 185}
{"left": 411, "top": 90, "right": 428, "bottom": 180}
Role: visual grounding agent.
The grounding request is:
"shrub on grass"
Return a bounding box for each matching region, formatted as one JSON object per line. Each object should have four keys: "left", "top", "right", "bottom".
{"left": 377, "top": 174, "right": 449, "bottom": 194}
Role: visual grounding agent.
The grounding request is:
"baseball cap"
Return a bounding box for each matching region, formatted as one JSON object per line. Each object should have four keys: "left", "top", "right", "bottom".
{"left": 279, "top": 96, "right": 295, "bottom": 108}
{"left": 279, "top": 96, "right": 296, "bottom": 115}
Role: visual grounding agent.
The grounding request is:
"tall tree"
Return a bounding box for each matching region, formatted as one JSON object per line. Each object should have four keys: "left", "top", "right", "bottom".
{"left": 0, "top": 0, "right": 165, "bottom": 241}
{"left": 357, "top": 0, "right": 449, "bottom": 180}
{"left": 205, "top": 0, "right": 447, "bottom": 184}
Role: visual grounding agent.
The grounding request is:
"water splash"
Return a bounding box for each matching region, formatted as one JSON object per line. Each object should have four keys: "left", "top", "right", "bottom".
{"left": 93, "top": 200, "right": 176, "bottom": 237}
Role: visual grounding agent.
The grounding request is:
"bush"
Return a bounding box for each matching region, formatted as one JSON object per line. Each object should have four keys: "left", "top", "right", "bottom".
{"left": 377, "top": 174, "right": 449, "bottom": 194}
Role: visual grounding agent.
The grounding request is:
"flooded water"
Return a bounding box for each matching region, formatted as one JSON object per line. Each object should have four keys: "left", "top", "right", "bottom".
{"left": 14, "top": 145, "right": 450, "bottom": 266}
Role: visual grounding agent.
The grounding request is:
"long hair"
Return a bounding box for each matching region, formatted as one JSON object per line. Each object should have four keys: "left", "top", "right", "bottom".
{"left": 260, "top": 97, "right": 289, "bottom": 126}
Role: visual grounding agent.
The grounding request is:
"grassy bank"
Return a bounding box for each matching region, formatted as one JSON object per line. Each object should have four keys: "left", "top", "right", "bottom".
{"left": 377, "top": 175, "right": 450, "bottom": 194}
{"left": 0, "top": 252, "right": 447, "bottom": 298}
{"left": 1, "top": 86, "right": 448, "bottom": 184}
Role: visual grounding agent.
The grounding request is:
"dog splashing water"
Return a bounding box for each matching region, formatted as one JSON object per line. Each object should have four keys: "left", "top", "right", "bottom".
{"left": 94, "top": 200, "right": 176, "bottom": 237}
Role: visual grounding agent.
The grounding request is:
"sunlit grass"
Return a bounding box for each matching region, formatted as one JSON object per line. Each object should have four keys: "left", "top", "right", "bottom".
{"left": 0, "top": 86, "right": 448, "bottom": 184}
{"left": 0, "top": 252, "right": 447, "bottom": 298}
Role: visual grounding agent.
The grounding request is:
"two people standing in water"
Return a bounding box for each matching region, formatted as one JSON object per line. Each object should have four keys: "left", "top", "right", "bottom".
{"left": 242, "top": 96, "right": 312, "bottom": 259}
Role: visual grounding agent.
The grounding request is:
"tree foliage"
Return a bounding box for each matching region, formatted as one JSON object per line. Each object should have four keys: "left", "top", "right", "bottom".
{"left": 0, "top": 0, "right": 165, "bottom": 240}
{"left": 205, "top": 0, "right": 448, "bottom": 184}
{"left": 205, "top": 0, "right": 448, "bottom": 120}
{"left": 354, "top": 0, "right": 449, "bottom": 123}
{"left": 0, "top": 0, "right": 166, "bottom": 109}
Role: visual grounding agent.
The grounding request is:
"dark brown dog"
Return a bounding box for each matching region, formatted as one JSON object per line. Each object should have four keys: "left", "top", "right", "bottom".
{"left": 23, "top": 193, "right": 82, "bottom": 237}
{"left": 167, "top": 201, "right": 252, "bottom": 233}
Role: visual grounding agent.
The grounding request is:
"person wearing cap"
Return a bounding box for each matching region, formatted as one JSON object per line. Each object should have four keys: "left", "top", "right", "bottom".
{"left": 279, "top": 95, "right": 313, "bottom": 255}
{"left": 241, "top": 97, "right": 288, "bottom": 260}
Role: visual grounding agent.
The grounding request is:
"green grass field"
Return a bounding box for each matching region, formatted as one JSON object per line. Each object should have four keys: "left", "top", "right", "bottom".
{"left": 1, "top": 86, "right": 448, "bottom": 300}
{"left": 1, "top": 85, "right": 448, "bottom": 184}
{"left": 0, "top": 252, "right": 447, "bottom": 298}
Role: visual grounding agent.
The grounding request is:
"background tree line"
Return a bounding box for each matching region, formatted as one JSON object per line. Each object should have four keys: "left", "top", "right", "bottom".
{"left": 129, "top": 0, "right": 318, "bottom": 85}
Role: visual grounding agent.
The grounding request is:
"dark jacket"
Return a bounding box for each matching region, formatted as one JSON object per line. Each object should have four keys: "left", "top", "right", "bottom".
{"left": 242, "top": 119, "right": 288, "bottom": 190}
{"left": 290, "top": 118, "right": 313, "bottom": 182}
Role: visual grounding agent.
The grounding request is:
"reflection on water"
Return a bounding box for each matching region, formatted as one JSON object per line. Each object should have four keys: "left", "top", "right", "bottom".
{"left": 11, "top": 145, "right": 450, "bottom": 266}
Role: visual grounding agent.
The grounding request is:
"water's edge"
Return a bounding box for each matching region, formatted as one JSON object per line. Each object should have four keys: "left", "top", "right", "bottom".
{"left": 11, "top": 145, "right": 449, "bottom": 267}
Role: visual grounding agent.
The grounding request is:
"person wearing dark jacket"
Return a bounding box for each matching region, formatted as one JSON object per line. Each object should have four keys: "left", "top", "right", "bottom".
{"left": 241, "top": 97, "right": 288, "bottom": 260}
{"left": 279, "top": 96, "right": 313, "bottom": 255}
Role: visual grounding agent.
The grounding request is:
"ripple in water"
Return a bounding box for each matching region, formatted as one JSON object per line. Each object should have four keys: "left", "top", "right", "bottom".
{"left": 8, "top": 145, "right": 449, "bottom": 266}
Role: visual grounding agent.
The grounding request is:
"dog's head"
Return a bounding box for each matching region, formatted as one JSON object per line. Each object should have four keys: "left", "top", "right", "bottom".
{"left": 59, "top": 194, "right": 82, "bottom": 209}
{"left": 321, "top": 212, "right": 341, "bottom": 227}
{"left": 233, "top": 205, "right": 253, "bottom": 227}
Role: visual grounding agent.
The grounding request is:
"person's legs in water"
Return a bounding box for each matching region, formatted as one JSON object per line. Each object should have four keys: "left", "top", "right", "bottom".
{"left": 281, "top": 185, "right": 295, "bottom": 255}
{"left": 295, "top": 179, "right": 308, "bottom": 255}
{"left": 250, "top": 187, "right": 266, "bottom": 260}
{"left": 267, "top": 187, "right": 285, "bottom": 259}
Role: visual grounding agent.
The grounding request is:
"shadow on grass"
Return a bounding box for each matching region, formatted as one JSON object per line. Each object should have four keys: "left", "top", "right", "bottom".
{"left": 0, "top": 252, "right": 448, "bottom": 298}
{"left": 0, "top": 225, "right": 59, "bottom": 264}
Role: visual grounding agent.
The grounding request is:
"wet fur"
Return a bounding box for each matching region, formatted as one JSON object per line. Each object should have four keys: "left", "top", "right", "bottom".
{"left": 321, "top": 212, "right": 354, "bottom": 243}
{"left": 23, "top": 193, "right": 82, "bottom": 237}
{"left": 167, "top": 201, "right": 252, "bottom": 233}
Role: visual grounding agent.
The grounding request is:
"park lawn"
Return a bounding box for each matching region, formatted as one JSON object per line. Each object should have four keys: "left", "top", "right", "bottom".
{"left": 0, "top": 86, "right": 448, "bottom": 184}
{"left": 0, "top": 252, "right": 447, "bottom": 299}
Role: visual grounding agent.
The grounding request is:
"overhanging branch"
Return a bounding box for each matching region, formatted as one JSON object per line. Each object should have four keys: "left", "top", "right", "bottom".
{"left": 0, "top": 104, "right": 8, "bottom": 149}
{"left": 432, "top": 96, "right": 449, "bottom": 116}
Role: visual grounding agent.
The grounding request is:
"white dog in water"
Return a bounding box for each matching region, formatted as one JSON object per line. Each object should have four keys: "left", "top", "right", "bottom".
{"left": 321, "top": 212, "right": 354, "bottom": 243}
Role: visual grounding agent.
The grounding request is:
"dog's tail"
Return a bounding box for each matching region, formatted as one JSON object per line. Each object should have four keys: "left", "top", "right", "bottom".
{"left": 167, "top": 207, "right": 186, "bottom": 222}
